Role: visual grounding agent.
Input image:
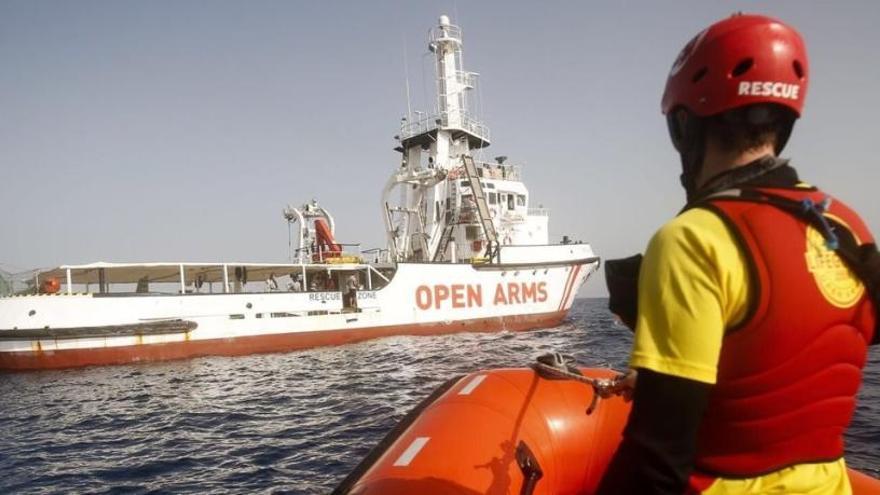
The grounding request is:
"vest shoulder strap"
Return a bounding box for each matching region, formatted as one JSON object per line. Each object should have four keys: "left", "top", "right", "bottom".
{"left": 701, "top": 188, "right": 880, "bottom": 345}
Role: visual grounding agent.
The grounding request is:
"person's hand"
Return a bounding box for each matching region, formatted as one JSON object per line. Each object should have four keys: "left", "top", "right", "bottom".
{"left": 612, "top": 369, "right": 638, "bottom": 402}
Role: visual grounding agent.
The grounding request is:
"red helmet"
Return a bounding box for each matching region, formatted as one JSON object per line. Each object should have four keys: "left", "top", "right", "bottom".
{"left": 661, "top": 13, "right": 808, "bottom": 118}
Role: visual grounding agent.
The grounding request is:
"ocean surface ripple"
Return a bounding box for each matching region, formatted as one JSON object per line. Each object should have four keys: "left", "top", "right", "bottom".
{"left": 1, "top": 299, "right": 877, "bottom": 494}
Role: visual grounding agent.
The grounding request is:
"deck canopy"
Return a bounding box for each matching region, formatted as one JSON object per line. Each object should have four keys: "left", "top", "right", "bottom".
{"left": 38, "top": 261, "right": 370, "bottom": 286}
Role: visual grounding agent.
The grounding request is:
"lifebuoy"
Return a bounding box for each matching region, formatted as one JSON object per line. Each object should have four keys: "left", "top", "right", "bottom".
{"left": 41, "top": 278, "right": 61, "bottom": 294}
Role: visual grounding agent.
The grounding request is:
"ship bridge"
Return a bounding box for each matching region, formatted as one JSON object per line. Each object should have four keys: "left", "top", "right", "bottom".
{"left": 385, "top": 15, "right": 543, "bottom": 264}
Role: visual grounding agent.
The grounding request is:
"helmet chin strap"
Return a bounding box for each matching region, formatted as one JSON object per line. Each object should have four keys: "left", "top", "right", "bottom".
{"left": 679, "top": 140, "right": 706, "bottom": 203}
{"left": 667, "top": 109, "right": 706, "bottom": 203}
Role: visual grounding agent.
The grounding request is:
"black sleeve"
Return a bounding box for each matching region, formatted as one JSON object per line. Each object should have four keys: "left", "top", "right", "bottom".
{"left": 596, "top": 369, "right": 712, "bottom": 495}
{"left": 605, "top": 254, "right": 643, "bottom": 331}
{"left": 865, "top": 244, "right": 880, "bottom": 346}
{"left": 856, "top": 243, "right": 880, "bottom": 346}
{"left": 826, "top": 230, "right": 880, "bottom": 346}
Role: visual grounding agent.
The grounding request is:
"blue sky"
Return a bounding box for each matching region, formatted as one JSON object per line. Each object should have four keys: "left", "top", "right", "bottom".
{"left": 1, "top": 1, "right": 878, "bottom": 297}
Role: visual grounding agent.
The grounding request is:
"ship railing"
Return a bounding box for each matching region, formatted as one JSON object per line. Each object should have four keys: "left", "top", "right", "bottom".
{"left": 0, "top": 269, "right": 10, "bottom": 297}
{"left": 0, "top": 267, "right": 40, "bottom": 296}
{"left": 472, "top": 161, "right": 522, "bottom": 181}
{"left": 361, "top": 248, "right": 392, "bottom": 264}
{"left": 294, "top": 243, "right": 364, "bottom": 264}
{"left": 30, "top": 257, "right": 398, "bottom": 297}
{"left": 528, "top": 208, "right": 551, "bottom": 217}
{"left": 456, "top": 70, "right": 478, "bottom": 89}
{"left": 459, "top": 113, "right": 490, "bottom": 141}
{"left": 457, "top": 206, "right": 512, "bottom": 226}
{"left": 399, "top": 114, "right": 436, "bottom": 140}
{"left": 430, "top": 24, "right": 463, "bottom": 44}
{"left": 501, "top": 211, "right": 526, "bottom": 222}
{"left": 399, "top": 111, "right": 490, "bottom": 143}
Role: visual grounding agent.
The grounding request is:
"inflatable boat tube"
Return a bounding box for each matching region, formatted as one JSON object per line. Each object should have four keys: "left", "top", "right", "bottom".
{"left": 335, "top": 367, "right": 880, "bottom": 494}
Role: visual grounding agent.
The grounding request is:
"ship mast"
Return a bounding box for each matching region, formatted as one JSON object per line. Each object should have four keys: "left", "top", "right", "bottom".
{"left": 382, "top": 15, "right": 489, "bottom": 262}
{"left": 431, "top": 15, "right": 489, "bottom": 161}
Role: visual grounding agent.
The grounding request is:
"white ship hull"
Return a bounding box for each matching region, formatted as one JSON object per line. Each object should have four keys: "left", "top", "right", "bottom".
{"left": 0, "top": 16, "right": 602, "bottom": 371}
{"left": 0, "top": 246, "right": 597, "bottom": 370}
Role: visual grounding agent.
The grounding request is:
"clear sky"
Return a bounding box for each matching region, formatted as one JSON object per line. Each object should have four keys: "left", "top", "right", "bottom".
{"left": 1, "top": 1, "right": 878, "bottom": 297}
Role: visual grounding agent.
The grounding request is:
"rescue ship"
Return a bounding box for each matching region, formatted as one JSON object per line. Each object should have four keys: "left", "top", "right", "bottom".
{"left": 334, "top": 355, "right": 880, "bottom": 494}
{"left": 0, "top": 15, "right": 599, "bottom": 371}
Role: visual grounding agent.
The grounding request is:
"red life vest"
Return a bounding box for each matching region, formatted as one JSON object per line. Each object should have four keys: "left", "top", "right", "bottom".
{"left": 693, "top": 186, "right": 876, "bottom": 477}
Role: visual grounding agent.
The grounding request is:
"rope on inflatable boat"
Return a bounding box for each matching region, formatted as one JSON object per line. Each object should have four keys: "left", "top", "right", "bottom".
{"left": 532, "top": 353, "right": 630, "bottom": 414}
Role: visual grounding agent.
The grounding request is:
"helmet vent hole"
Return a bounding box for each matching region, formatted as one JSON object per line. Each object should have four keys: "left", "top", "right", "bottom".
{"left": 731, "top": 58, "right": 754, "bottom": 77}
{"left": 793, "top": 60, "right": 805, "bottom": 80}
{"left": 691, "top": 67, "right": 708, "bottom": 84}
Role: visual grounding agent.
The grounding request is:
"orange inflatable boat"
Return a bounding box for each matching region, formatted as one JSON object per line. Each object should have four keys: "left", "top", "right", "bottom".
{"left": 334, "top": 355, "right": 880, "bottom": 494}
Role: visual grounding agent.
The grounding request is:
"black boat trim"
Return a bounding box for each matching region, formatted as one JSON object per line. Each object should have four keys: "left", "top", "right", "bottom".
{"left": 0, "top": 319, "right": 198, "bottom": 341}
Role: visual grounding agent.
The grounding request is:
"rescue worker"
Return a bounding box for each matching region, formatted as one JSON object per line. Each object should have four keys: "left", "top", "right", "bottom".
{"left": 266, "top": 272, "right": 279, "bottom": 292}
{"left": 345, "top": 273, "right": 359, "bottom": 310}
{"left": 599, "top": 13, "right": 879, "bottom": 494}
{"left": 288, "top": 273, "right": 303, "bottom": 292}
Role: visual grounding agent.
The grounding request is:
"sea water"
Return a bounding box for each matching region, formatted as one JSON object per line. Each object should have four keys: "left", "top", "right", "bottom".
{"left": 1, "top": 299, "right": 877, "bottom": 494}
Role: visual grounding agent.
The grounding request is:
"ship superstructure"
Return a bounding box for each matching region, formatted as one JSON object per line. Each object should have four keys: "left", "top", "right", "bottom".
{"left": 384, "top": 16, "right": 547, "bottom": 263}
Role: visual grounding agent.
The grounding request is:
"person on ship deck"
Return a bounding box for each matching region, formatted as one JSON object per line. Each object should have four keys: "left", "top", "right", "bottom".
{"left": 266, "top": 272, "right": 279, "bottom": 292}
{"left": 344, "top": 273, "right": 359, "bottom": 311}
{"left": 288, "top": 273, "right": 302, "bottom": 292}
{"left": 598, "top": 13, "right": 879, "bottom": 495}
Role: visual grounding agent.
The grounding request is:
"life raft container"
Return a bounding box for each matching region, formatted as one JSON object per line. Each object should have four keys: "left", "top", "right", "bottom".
{"left": 335, "top": 365, "right": 880, "bottom": 494}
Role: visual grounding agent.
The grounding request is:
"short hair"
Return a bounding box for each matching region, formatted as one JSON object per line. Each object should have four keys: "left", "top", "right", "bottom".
{"left": 705, "top": 104, "right": 793, "bottom": 155}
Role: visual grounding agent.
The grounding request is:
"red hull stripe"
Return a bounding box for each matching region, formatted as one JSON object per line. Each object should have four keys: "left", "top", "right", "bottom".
{"left": 558, "top": 264, "right": 583, "bottom": 311}
{"left": 557, "top": 267, "right": 576, "bottom": 311}
{"left": 569, "top": 264, "right": 583, "bottom": 308}
{"left": 0, "top": 310, "right": 568, "bottom": 371}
